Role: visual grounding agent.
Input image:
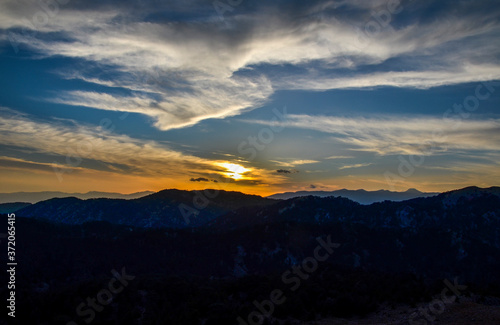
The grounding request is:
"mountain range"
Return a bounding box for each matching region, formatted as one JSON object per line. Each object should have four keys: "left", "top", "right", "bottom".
{"left": 0, "top": 187, "right": 440, "bottom": 215}
{"left": 15, "top": 189, "right": 276, "bottom": 228}
{"left": 268, "top": 188, "right": 439, "bottom": 204}
{"left": 5, "top": 185, "right": 500, "bottom": 324}
{"left": 15, "top": 186, "right": 498, "bottom": 231}
{"left": 0, "top": 190, "right": 154, "bottom": 204}
{"left": 1, "top": 188, "right": 439, "bottom": 206}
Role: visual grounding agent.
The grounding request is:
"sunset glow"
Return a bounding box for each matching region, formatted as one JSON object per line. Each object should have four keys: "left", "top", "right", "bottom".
{"left": 0, "top": 0, "right": 499, "bottom": 196}
{"left": 217, "top": 163, "right": 251, "bottom": 181}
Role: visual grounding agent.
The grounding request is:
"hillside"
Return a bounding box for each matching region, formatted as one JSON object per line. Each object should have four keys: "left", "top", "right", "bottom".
{"left": 0, "top": 202, "right": 31, "bottom": 213}
{"left": 16, "top": 189, "right": 277, "bottom": 228}
{"left": 4, "top": 186, "right": 499, "bottom": 324}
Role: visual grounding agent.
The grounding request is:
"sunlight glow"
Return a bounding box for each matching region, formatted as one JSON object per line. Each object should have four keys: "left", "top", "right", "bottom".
{"left": 217, "top": 163, "right": 250, "bottom": 180}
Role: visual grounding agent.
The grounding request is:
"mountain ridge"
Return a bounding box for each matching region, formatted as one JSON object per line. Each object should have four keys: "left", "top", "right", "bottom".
{"left": 8, "top": 185, "right": 500, "bottom": 324}
{"left": 16, "top": 189, "right": 277, "bottom": 228}
{"left": 0, "top": 190, "right": 155, "bottom": 204}
{"left": 268, "top": 188, "right": 440, "bottom": 204}
{"left": 15, "top": 186, "right": 500, "bottom": 231}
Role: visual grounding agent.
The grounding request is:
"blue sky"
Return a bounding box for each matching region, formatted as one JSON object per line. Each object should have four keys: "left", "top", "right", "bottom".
{"left": 0, "top": 0, "right": 499, "bottom": 195}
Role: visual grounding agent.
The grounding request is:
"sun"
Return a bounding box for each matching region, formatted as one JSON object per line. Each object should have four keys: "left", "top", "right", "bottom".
{"left": 217, "top": 163, "right": 250, "bottom": 180}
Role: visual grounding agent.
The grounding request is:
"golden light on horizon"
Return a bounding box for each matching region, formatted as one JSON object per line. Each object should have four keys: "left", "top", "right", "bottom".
{"left": 217, "top": 162, "right": 250, "bottom": 180}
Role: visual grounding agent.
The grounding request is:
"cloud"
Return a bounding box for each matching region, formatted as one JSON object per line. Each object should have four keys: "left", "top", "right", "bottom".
{"left": 325, "top": 155, "right": 354, "bottom": 160}
{"left": 248, "top": 114, "right": 500, "bottom": 156}
{"left": 0, "top": 156, "right": 77, "bottom": 174}
{"left": 0, "top": 107, "right": 290, "bottom": 188}
{"left": 0, "top": 108, "right": 232, "bottom": 180}
{"left": 51, "top": 76, "right": 273, "bottom": 131}
{"left": 271, "top": 159, "right": 320, "bottom": 167}
{"left": 1, "top": 1, "right": 275, "bottom": 131}
{"left": 190, "top": 177, "right": 209, "bottom": 182}
{"left": 339, "top": 163, "right": 372, "bottom": 170}
{"left": 1, "top": 0, "right": 499, "bottom": 131}
{"left": 291, "top": 160, "right": 319, "bottom": 165}
{"left": 277, "top": 65, "right": 500, "bottom": 90}
{"left": 276, "top": 169, "right": 299, "bottom": 174}
{"left": 309, "top": 184, "right": 317, "bottom": 189}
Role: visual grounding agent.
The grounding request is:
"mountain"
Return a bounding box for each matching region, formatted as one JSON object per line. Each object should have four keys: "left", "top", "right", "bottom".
{"left": 268, "top": 188, "right": 439, "bottom": 204}
{"left": 6, "top": 186, "right": 500, "bottom": 324}
{"left": 211, "top": 186, "right": 500, "bottom": 232}
{"left": 440, "top": 185, "right": 500, "bottom": 206}
{"left": 16, "top": 189, "right": 277, "bottom": 228}
{"left": 16, "top": 186, "right": 499, "bottom": 231}
{"left": 0, "top": 202, "right": 31, "bottom": 213}
{"left": 0, "top": 190, "right": 155, "bottom": 204}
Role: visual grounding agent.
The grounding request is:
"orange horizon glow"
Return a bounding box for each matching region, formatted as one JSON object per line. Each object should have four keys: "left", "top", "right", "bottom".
{"left": 1, "top": 164, "right": 494, "bottom": 198}
{"left": 0, "top": 154, "right": 497, "bottom": 198}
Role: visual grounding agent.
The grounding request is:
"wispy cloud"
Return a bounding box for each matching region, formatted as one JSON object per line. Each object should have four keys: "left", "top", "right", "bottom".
{"left": 1, "top": 1, "right": 500, "bottom": 193}
{"left": 0, "top": 108, "right": 211, "bottom": 176}
{"left": 50, "top": 77, "right": 273, "bottom": 130}
{"left": 325, "top": 156, "right": 354, "bottom": 160}
{"left": 278, "top": 65, "right": 500, "bottom": 90}
{"left": 248, "top": 114, "right": 500, "bottom": 156}
{"left": 271, "top": 159, "right": 320, "bottom": 167}
{"left": 0, "top": 156, "right": 77, "bottom": 174}
{"left": 0, "top": 108, "right": 286, "bottom": 187}
{"left": 1, "top": 0, "right": 499, "bottom": 130}
{"left": 339, "top": 163, "right": 372, "bottom": 170}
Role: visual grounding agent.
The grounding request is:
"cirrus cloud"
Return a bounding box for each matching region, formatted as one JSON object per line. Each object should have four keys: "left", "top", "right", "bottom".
{"left": 1, "top": 0, "right": 499, "bottom": 130}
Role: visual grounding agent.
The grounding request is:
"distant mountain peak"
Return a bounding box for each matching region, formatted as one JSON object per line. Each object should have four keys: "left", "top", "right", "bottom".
{"left": 268, "top": 188, "right": 438, "bottom": 204}
{"left": 0, "top": 190, "right": 155, "bottom": 204}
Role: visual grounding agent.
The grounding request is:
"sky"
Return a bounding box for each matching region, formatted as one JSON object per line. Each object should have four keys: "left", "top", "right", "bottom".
{"left": 0, "top": 0, "right": 499, "bottom": 196}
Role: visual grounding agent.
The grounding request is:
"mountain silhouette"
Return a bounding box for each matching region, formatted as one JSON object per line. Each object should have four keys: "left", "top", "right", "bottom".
{"left": 6, "top": 186, "right": 500, "bottom": 324}
{"left": 268, "top": 188, "right": 439, "bottom": 204}
{"left": 17, "top": 189, "right": 276, "bottom": 228}
{"left": 0, "top": 190, "right": 155, "bottom": 204}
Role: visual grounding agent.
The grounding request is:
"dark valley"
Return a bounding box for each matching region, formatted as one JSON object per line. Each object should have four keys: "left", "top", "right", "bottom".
{"left": 1, "top": 186, "right": 499, "bottom": 324}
